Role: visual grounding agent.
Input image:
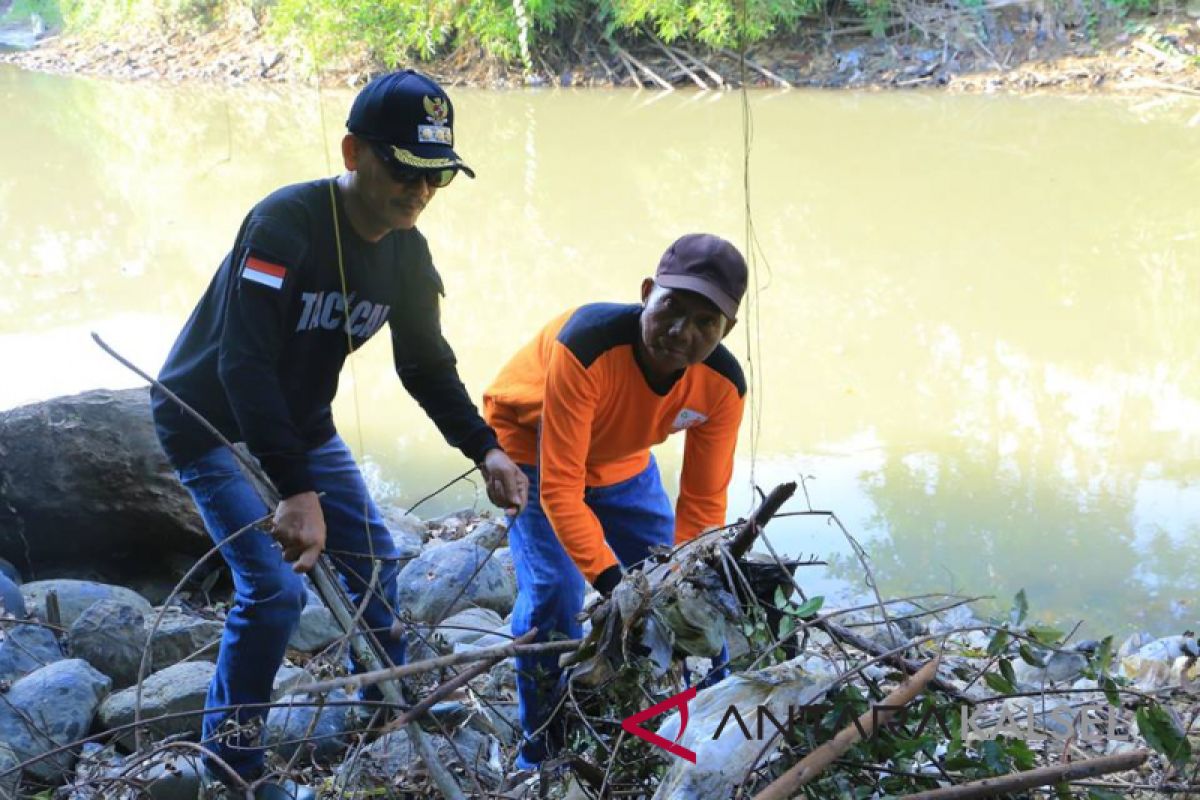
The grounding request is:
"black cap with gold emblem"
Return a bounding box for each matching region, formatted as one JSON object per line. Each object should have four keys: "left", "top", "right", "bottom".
{"left": 346, "top": 69, "right": 476, "bottom": 179}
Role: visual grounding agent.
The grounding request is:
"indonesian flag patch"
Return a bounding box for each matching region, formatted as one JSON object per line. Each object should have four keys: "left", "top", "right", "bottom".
{"left": 241, "top": 254, "right": 287, "bottom": 290}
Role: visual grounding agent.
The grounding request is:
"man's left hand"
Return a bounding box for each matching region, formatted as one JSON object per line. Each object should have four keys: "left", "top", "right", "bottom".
{"left": 480, "top": 448, "right": 528, "bottom": 515}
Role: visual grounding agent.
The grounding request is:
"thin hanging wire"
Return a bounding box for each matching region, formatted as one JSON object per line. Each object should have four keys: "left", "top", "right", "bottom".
{"left": 310, "top": 46, "right": 378, "bottom": 554}
{"left": 737, "top": 0, "right": 769, "bottom": 504}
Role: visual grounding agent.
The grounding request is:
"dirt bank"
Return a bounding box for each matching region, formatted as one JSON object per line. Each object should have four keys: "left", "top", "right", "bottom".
{"left": 2, "top": 5, "right": 1199, "bottom": 93}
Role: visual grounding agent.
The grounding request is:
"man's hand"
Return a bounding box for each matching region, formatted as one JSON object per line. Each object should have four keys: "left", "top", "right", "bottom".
{"left": 271, "top": 491, "right": 326, "bottom": 573}
{"left": 480, "top": 448, "right": 528, "bottom": 516}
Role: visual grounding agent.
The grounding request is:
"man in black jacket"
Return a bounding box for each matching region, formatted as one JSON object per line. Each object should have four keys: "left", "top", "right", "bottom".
{"left": 152, "top": 70, "right": 526, "bottom": 798}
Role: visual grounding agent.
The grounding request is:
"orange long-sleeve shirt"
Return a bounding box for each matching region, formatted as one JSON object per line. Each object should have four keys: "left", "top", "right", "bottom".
{"left": 483, "top": 303, "right": 746, "bottom": 583}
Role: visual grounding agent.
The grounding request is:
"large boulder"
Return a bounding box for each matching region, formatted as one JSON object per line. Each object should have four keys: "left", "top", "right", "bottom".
{"left": 68, "top": 600, "right": 148, "bottom": 690}
{"left": 97, "top": 661, "right": 311, "bottom": 745}
{"left": 0, "top": 659, "right": 111, "bottom": 783}
{"left": 21, "top": 580, "right": 151, "bottom": 628}
{"left": 0, "top": 388, "right": 208, "bottom": 574}
{"left": 145, "top": 607, "right": 223, "bottom": 669}
{"left": 394, "top": 540, "right": 517, "bottom": 624}
{"left": 97, "top": 660, "right": 216, "bottom": 745}
{"left": 265, "top": 689, "right": 354, "bottom": 763}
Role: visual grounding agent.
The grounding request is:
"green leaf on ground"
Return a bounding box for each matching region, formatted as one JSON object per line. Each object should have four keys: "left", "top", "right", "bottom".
{"left": 987, "top": 629, "right": 1010, "bottom": 656}
{"left": 1136, "top": 702, "right": 1192, "bottom": 767}
{"left": 793, "top": 596, "right": 825, "bottom": 618}
{"left": 1018, "top": 643, "right": 1045, "bottom": 667}
{"left": 1010, "top": 589, "right": 1029, "bottom": 625}
{"left": 984, "top": 671, "right": 1016, "bottom": 694}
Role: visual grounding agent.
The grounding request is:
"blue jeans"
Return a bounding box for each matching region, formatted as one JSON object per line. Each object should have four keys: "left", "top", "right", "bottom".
{"left": 509, "top": 456, "right": 676, "bottom": 768}
{"left": 178, "top": 435, "right": 405, "bottom": 780}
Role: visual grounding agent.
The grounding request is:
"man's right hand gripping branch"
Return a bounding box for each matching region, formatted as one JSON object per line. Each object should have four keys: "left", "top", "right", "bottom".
{"left": 272, "top": 491, "right": 327, "bottom": 574}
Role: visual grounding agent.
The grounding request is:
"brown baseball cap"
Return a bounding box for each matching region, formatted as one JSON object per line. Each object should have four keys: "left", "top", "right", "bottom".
{"left": 654, "top": 233, "right": 748, "bottom": 320}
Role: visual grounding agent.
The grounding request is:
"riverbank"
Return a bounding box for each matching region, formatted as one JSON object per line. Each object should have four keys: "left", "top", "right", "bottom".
{"left": 0, "top": 387, "right": 1197, "bottom": 797}
{"left": 2, "top": 3, "right": 1199, "bottom": 93}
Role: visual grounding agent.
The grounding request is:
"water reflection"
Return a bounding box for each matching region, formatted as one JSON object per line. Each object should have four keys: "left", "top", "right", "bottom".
{"left": 3, "top": 65, "right": 1199, "bottom": 637}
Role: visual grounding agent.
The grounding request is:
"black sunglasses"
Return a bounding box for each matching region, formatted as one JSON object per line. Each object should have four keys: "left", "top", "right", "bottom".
{"left": 366, "top": 140, "right": 457, "bottom": 188}
{"left": 385, "top": 163, "right": 457, "bottom": 189}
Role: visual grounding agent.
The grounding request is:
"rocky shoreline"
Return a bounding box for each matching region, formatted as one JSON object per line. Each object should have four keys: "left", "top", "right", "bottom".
{"left": 1, "top": 7, "right": 1199, "bottom": 93}
{"left": 2, "top": 388, "right": 1200, "bottom": 798}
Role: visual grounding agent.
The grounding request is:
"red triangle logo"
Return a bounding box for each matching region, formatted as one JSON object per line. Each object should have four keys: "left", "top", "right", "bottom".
{"left": 621, "top": 686, "right": 698, "bottom": 763}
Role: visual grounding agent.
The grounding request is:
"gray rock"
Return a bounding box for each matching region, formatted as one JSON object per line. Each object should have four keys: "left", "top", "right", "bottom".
{"left": 430, "top": 700, "right": 522, "bottom": 747}
{"left": 426, "top": 507, "right": 474, "bottom": 533}
{"left": 110, "top": 749, "right": 203, "bottom": 800}
{"left": 0, "top": 572, "right": 23, "bottom": 617}
{"left": 394, "top": 541, "right": 517, "bottom": 623}
{"left": 454, "top": 620, "right": 513, "bottom": 653}
{"left": 0, "top": 388, "right": 209, "bottom": 574}
{"left": 335, "top": 727, "right": 422, "bottom": 790}
{"left": 462, "top": 519, "right": 508, "bottom": 551}
{"left": 68, "top": 601, "right": 148, "bottom": 690}
{"left": 98, "top": 661, "right": 215, "bottom": 744}
{"left": 97, "top": 659, "right": 311, "bottom": 745}
{"left": 493, "top": 547, "right": 515, "bottom": 585}
{"left": 391, "top": 530, "right": 423, "bottom": 561}
{"left": 0, "top": 621, "right": 64, "bottom": 682}
{"left": 0, "top": 659, "right": 111, "bottom": 783}
{"left": 434, "top": 608, "right": 505, "bottom": 650}
{"left": 0, "top": 742, "right": 20, "bottom": 799}
{"left": 265, "top": 689, "right": 354, "bottom": 763}
{"left": 71, "top": 745, "right": 203, "bottom": 800}
{"left": 0, "top": 558, "right": 20, "bottom": 584}
{"left": 273, "top": 664, "right": 314, "bottom": 698}
{"left": 336, "top": 726, "right": 502, "bottom": 792}
{"left": 288, "top": 589, "right": 342, "bottom": 653}
{"left": 473, "top": 658, "right": 516, "bottom": 697}
{"left": 145, "top": 607, "right": 223, "bottom": 669}
{"left": 382, "top": 506, "right": 430, "bottom": 543}
{"left": 21, "top": 580, "right": 152, "bottom": 628}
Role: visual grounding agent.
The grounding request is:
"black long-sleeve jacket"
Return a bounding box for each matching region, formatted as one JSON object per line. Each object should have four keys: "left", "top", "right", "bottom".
{"left": 152, "top": 178, "right": 499, "bottom": 497}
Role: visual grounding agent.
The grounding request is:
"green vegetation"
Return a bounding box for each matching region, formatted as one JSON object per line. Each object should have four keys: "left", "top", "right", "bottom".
{"left": 9, "top": 0, "right": 817, "bottom": 66}
{"left": 0, "top": 0, "right": 63, "bottom": 29}
{"left": 9, "top": 0, "right": 1173, "bottom": 70}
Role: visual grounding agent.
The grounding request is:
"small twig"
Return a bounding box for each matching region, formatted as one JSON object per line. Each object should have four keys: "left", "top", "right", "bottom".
{"left": 302, "top": 633, "right": 581, "bottom": 695}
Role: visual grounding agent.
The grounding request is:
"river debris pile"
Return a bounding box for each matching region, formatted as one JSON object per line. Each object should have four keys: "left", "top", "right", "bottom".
{"left": 1, "top": 482, "right": 1199, "bottom": 798}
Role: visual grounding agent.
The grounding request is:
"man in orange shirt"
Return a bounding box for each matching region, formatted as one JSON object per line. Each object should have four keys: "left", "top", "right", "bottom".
{"left": 483, "top": 233, "right": 748, "bottom": 768}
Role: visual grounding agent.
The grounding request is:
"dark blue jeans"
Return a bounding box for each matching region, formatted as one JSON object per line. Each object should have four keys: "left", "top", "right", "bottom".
{"left": 178, "top": 435, "right": 405, "bottom": 780}
{"left": 509, "top": 456, "right": 676, "bottom": 769}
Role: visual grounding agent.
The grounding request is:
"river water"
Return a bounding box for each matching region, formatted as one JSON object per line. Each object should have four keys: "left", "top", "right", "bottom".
{"left": 4, "top": 64, "right": 1199, "bottom": 637}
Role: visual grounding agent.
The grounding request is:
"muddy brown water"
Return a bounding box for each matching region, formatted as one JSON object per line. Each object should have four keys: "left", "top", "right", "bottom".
{"left": 4, "top": 64, "right": 1200, "bottom": 636}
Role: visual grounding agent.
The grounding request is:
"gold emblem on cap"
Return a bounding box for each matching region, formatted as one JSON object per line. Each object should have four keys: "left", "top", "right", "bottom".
{"left": 390, "top": 144, "right": 457, "bottom": 169}
{"left": 423, "top": 96, "right": 449, "bottom": 126}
